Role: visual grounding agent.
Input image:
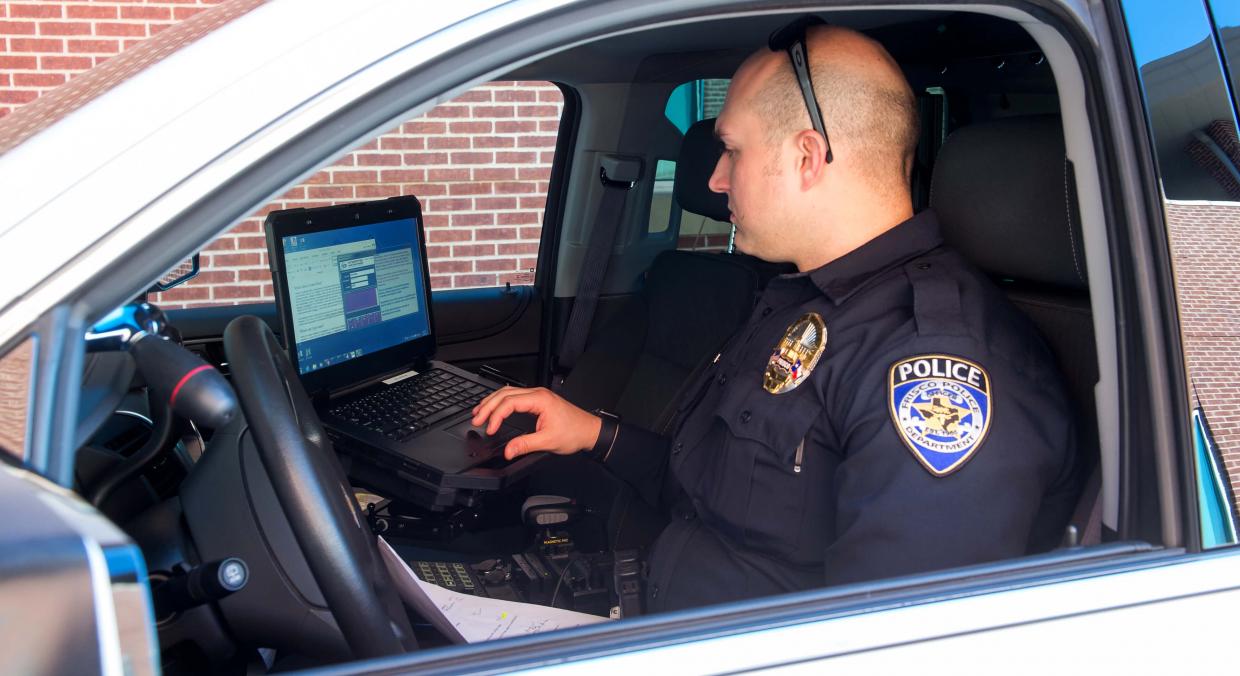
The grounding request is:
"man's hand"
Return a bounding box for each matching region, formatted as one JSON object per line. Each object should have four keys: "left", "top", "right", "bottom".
{"left": 470, "top": 386, "right": 603, "bottom": 461}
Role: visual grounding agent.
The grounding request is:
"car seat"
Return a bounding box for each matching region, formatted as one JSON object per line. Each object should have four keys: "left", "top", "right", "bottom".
{"left": 930, "top": 115, "right": 1101, "bottom": 547}
{"left": 558, "top": 118, "right": 787, "bottom": 433}
{"left": 536, "top": 119, "right": 786, "bottom": 549}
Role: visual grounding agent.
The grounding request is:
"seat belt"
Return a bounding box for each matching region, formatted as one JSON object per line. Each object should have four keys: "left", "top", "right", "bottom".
{"left": 555, "top": 155, "right": 643, "bottom": 383}
{"left": 1062, "top": 464, "right": 1102, "bottom": 547}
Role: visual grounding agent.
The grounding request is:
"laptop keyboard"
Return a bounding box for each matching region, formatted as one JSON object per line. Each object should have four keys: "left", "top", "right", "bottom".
{"left": 329, "top": 369, "right": 493, "bottom": 442}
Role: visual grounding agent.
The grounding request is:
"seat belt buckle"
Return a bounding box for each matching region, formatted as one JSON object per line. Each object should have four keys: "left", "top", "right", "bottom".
{"left": 612, "top": 548, "right": 644, "bottom": 618}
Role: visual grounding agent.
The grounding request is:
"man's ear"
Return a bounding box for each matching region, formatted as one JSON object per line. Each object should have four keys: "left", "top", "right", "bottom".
{"left": 793, "top": 129, "right": 829, "bottom": 189}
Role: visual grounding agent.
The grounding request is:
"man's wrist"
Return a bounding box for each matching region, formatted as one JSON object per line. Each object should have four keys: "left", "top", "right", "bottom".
{"left": 588, "top": 409, "right": 621, "bottom": 461}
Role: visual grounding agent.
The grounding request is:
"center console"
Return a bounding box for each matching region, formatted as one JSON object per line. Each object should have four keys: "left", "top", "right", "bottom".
{"left": 369, "top": 494, "right": 643, "bottom": 618}
{"left": 406, "top": 543, "right": 617, "bottom": 616}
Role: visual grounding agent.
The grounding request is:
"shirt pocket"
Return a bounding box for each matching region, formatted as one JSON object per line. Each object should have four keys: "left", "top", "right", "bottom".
{"left": 713, "top": 383, "right": 822, "bottom": 552}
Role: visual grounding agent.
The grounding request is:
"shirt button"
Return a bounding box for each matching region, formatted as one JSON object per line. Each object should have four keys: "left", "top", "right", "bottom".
{"left": 651, "top": 584, "right": 659, "bottom": 599}
{"left": 683, "top": 511, "right": 696, "bottom": 522}
{"left": 917, "top": 262, "right": 931, "bottom": 270}
{"left": 672, "top": 442, "right": 683, "bottom": 455}
{"left": 762, "top": 307, "right": 773, "bottom": 317}
{"left": 717, "top": 373, "right": 727, "bottom": 385}
{"left": 740, "top": 410, "right": 752, "bottom": 423}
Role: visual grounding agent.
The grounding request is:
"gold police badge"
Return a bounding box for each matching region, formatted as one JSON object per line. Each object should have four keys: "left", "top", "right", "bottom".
{"left": 763, "top": 313, "right": 827, "bottom": 394}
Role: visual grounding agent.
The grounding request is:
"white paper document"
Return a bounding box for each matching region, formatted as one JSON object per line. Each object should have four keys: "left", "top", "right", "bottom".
{"left": 378, "top": 537, "right": 611, "bottom": 643}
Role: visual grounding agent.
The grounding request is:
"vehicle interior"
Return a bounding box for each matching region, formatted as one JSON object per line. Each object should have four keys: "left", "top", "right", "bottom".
{"left": 60, "top": 4, "right": 1174, "bottom": 672}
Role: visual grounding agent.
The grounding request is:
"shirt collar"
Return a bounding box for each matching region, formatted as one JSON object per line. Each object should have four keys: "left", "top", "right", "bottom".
{"left": 806, "top": 209, "right": 944, "bottom": 305}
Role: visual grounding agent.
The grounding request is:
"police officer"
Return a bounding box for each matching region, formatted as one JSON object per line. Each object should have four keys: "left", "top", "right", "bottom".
{"left": 472, "top": 25, "right": 1078, "bottom": 612}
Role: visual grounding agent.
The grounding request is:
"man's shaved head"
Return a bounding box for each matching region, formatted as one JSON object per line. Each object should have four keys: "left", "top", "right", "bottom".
{"left": 709, "top": 24, "right": 919, "bottom": 270}
{"left": 747, "top": 26, "right": 918, "bottom": 191}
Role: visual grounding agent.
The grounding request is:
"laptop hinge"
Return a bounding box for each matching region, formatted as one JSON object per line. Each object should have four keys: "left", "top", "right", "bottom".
{"left": 310, "top": 388, "right": 332, "bottom": 410}
{"left": 327, "top": 359, "right": 434, "bottom": 401}
{"left": 328, "top": 371, "right": 400, "bottom": 400}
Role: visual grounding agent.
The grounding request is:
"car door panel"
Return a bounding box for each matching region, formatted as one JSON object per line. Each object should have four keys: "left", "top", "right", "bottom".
{"left": 434, "top": 286, "right": 542, "bottom": 384}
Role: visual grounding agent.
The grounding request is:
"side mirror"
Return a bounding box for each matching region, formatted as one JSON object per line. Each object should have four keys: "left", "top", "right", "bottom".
{"left": 148, "top": 253, "right": 200, "bottom": 293}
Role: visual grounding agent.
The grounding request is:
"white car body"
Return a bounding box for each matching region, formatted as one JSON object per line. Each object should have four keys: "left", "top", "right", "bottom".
{"left": 1, "top": 0, "right": 1237, "bottom": 673}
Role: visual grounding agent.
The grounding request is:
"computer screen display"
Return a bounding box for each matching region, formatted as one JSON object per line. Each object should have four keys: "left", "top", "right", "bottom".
{"left": 281, "top": 217, "right": 430, "bottom": 375}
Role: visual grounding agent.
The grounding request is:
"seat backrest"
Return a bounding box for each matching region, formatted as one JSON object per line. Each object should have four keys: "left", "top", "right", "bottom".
{"left": 930, "top": 115, "right": 1101, "bottom": 548}
{"left": 560, "top": 118, "right": 787, "bottom": 430}
{"left": 559, "top": 249, "right": 772, "bottom": 430}
{"left": 673, "top": 118, "right": 729, "bottom": 222}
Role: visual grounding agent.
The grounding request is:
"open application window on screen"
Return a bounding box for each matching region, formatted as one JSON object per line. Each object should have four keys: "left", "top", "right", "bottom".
{"left": 282, "top": 217, "right": 430, "bottom": 375}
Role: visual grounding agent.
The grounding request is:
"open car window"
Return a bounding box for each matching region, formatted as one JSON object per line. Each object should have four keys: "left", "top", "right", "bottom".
{"left": 149, "top": 81, "right": 563, "bottom": 308}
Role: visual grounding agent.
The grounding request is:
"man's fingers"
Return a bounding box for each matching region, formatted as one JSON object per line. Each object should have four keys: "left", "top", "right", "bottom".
{"left": 484, "top": 391, "right": 546, "bottom": 434}
{"left": 504, "top": 430, "right": 553, "bottom": 460}
{"left": 471, "top": 385, "right": 517, "bottom": 425}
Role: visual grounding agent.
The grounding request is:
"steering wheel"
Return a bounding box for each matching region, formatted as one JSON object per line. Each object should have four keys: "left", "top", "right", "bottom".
{"left": 223, "top": 315, "right": 416, "bottom": 658}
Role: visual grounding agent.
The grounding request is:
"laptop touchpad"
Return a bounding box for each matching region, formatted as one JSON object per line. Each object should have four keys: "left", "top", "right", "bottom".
{"left": 444, "top": 418, "right": 520, "bottom": 445}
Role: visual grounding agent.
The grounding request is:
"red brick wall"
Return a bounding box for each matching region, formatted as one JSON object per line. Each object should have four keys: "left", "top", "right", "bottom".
{"left": 0, "top": 1, "right": 562, "bottom": 307}
{"left": 151, "top": 82, "right": 560, "bottom": 307}
{"left": 0, "top": 0, "right": 223, "bottom": 115}
{"left": 0, "top": 338, "right": 32, "bottom": 459}
{"left": 1166, "top": 201, "right": 1240, "bottom": 511}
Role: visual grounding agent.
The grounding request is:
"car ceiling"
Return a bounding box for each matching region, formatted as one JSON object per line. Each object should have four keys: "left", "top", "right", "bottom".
{"left": 508, "top": 10, "right": 1043, "bottom": 87}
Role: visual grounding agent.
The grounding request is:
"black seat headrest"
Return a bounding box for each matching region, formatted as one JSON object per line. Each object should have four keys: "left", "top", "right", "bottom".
{"left": 674, "top": 118, "right": 729, "bottom": 222}
{"left": 930, "top": 116, "right": 1087, "bottom": 289}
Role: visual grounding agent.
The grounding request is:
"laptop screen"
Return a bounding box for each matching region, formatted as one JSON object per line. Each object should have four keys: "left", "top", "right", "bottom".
{"left": 280, "top": 216, "right": 430, "bottom": 375}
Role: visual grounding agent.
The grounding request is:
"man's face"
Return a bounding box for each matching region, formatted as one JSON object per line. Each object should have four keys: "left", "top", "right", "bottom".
{"left": 708, "top": 61, "right": 795, "bottom": 262}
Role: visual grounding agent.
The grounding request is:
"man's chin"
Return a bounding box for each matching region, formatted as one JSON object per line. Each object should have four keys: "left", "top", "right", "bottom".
{"left": 732, "top": 237, "right": 789, "bottom": 265}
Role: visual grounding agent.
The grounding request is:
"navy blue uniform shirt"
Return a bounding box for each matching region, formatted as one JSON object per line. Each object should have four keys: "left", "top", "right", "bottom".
{"left": 602, "top": 209, "right": 1080, "bottom": 612}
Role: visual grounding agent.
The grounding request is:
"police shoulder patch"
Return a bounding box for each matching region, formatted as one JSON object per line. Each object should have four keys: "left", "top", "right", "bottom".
{"left": 888, "top": 354, "right": 992, "bottom": 476}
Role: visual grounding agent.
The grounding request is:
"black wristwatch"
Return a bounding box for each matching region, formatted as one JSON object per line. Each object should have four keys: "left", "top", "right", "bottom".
{"left": 589, "top": 408, "right": 621, "bottom": 461}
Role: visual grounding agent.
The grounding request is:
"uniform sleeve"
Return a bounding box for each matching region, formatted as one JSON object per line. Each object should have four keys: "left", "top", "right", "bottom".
{"left": 821, "top": 337, "right": 1078, "bottom": 587}
{"left": 601, "top": 422, "right": 671, "bottom": 506}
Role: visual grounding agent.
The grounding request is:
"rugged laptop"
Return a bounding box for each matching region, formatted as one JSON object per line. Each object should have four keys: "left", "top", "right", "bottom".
{"left": 265, "top": 195, "right": 534, "bottom": 508}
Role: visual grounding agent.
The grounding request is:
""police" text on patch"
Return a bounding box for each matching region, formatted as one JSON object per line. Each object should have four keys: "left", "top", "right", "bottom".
{"left": 893, "top": 357, "right": 983, "bottom": 387}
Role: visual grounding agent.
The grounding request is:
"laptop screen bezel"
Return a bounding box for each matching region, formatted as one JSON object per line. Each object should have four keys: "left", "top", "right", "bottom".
{"left": 265, "top": 195, "right": 435, "bottom": 396}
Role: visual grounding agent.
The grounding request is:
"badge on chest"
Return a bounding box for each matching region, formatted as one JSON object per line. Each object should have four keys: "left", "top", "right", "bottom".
{"left": 763, "top": 313, "right": 827, "bottom": 394}
{"left": 888, "top": 354, "right": 992, "bottom": 476}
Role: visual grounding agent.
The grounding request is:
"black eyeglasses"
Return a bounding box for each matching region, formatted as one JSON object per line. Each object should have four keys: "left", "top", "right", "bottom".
{"left": 768, "top": 15, "right": 833, "bottom": 163}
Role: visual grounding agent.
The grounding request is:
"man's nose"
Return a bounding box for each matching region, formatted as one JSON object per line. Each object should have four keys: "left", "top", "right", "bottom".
{"left": 707, "top": 155, "right": 728, "bottom": 194}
